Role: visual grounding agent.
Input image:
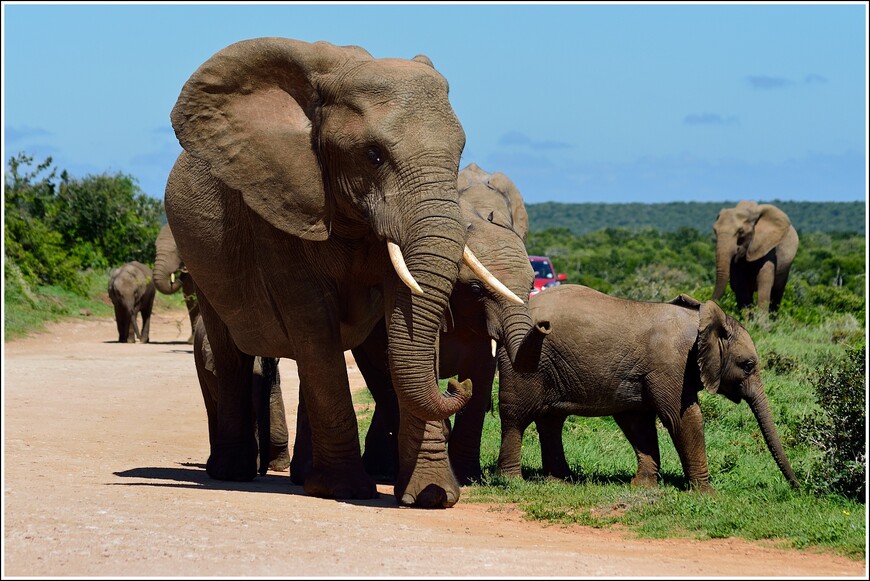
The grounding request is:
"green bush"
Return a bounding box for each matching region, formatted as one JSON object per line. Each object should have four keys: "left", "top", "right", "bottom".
{"left": 798, "top": 341, "right": 866, "bottom": 502}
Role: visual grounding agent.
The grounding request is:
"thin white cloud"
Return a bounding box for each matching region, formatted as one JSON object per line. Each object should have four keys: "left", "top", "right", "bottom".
{"left": 5, "top": 125, "right": 51, "bottom": 143}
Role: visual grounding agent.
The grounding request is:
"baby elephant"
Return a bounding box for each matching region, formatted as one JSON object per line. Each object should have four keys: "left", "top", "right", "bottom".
{"left": 107, "top": 261, "right": 156, "bottom": 344}
{"left": 497, "top": 284, "right": 799, "bottom": 493}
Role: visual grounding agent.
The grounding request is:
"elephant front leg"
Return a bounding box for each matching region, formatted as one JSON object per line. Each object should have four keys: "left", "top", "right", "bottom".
{"left": 661, "top": 401, "right": 713, "bottom": 493}
{"left": 447, "top": 345, "right": 496, "bottom": 484}
{"left": 296, "top": 348, "right": 377, "bottom": 500}
{"left": 614, "top": 410, "right": 661, "bottom": 487}
{"left": 536, "top": 414, "right": 570, "bottom": 479}
{"left": 395, "top": 411, "right": 460, "bottom": 508}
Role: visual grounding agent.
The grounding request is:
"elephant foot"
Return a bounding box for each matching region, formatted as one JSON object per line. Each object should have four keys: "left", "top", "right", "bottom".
{"left": 449, "top": 462, "right": 482, "bottom": 486}
{"left": 206, "top": 441, "right": 258, "bottom": 481}
{"left": 630, "top": 473, "right": 659, "bottom": 488}
{"left": 395, "top": 456, "right": 461, "bottom": 508}
{"left": 268, "top": 443, "right": 291, "bottom": 473}
{"left": 688, "top": 480, "right": 716, "bottom": 495}
{"left": 288, "top": 451, "right": 312, "bottom": 485}
{"left": 303, "top": 465, "right": 378, "bottom": 500}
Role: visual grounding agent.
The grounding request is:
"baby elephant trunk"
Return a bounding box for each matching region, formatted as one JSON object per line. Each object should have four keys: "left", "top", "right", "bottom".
{"left": 747, "top": 390, "right": 800, "bottom": 489}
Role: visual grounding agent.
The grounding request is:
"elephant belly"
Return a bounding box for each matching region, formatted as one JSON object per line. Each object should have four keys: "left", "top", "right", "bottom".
{"left": 544, "top": 378, "right": 645, "bottom": 418}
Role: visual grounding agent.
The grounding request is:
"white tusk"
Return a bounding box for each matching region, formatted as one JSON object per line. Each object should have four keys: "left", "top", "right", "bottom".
{"left": 463, "top": 246, "right": 525, "bottom": 305}
{"left": 388, "top": 241, "right": 425, "bottom": 296}
{"left": 170, "top": 272, "right": 175, "bottom": 284}
{"left": 491, "top": 339, "right": 497, "bottom": 358}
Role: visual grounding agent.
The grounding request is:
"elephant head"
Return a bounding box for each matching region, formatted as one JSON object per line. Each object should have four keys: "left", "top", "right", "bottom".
{"left": 712, "top": 201, "right": 793, "bottom": 301}
{"left": 696, "top": 299, "right": 800, "bottom": 488}
{"left": 452, "top": 163, "right": 550, "bottom": 373}
{"left": 167, "top": 38, "right": 521, "bottom": 505}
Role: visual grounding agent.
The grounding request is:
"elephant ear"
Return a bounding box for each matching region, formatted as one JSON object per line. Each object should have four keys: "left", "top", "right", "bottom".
{"left": 488, "top": 171, "right": 529, "bottom": 242}
{"left": 457, "top": 162, "right": 489, "bottom": 193}
{"left": 170, "top": 38, "right": 358, "bottom": 241}
{"left": 667, "top": 293, "right": 702, "bottom": 310}
{"left": 747, "top": 204, "right": 791, "bottom": 261}
{"left": 697, "top": 300, "right": 731, "bottom": 394}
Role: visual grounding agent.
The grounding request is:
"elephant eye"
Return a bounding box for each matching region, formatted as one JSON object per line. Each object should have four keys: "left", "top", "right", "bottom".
{"left": 741, "top": 359, "right": 756, "bottom": 373}
{"left": 366, "top": 146, "right": 385, "bottom": 167}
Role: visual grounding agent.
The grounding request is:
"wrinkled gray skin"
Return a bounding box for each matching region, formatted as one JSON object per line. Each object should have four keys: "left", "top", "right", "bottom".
{"left": 192, "top": 317, "right": 290, "bottom": 475}
{"left": 497, "top": 284, "right": 800, "bottom": 493}
{"left": 712, "top": 201, "right": 799, "bottom": 313}
{"left": 107, "top": 261, "right": 156, "bottom": 344}
{"left": 165, "top": 37, "right": 474, "bottom": 507}
{"left": 291, "top": 163, "right": 550, "bottom": 485}
{"left": 153, "top": 224, "right": 200, "bottom": 344}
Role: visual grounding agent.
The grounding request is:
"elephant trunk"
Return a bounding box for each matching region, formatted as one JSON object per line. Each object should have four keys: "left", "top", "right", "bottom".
{"left": 153, "top": 256, "right": 184, "bottom": 295}
{"left": 386, "top": 209, "right": 471, "bottom": 421}
{"left": 712, "top": 241, "right": 733, "bottom": 301}
{"left": 501, "top": 304, "right": 550, "bottom": 373}
{"left": 746, "top": 386, "right": 800, "bottom": 489}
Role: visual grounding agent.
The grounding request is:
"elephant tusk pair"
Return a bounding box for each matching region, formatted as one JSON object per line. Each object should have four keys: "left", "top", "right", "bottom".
{"left": 387, "top": 241, "right": 525, "bottom": 306}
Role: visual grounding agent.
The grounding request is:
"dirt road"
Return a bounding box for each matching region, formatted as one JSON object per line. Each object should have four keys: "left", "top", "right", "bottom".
{"left": 3, "top": 308, "right": 866, "bottom": 577}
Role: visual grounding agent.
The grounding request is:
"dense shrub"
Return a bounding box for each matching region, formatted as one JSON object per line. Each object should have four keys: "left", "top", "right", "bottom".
{"left": 798, "top": 341, "right": 866, "bottom": 502}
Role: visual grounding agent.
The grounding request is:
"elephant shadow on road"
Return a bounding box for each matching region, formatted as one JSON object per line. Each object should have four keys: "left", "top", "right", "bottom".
{"left": 111, "top": 464, "right": 399, "bottom": 508}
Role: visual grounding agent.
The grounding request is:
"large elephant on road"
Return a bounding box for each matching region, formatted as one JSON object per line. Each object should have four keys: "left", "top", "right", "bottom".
{"left": 107, "top": 261, "right": 156, "bottom": 344}
{"left": 293, "top": 162, "right": 549, "bottom": 485}
{"left": 712, "top": 201, "right": 799, "bottom": 313}
{"left": 164, "top": 37, "right": 517, "bottom": 508}
{"left": 497, "top": 284, "right": 800, "bottom": 493}
{"left": 153, "top": 223, "right": 199, "bottom": 343}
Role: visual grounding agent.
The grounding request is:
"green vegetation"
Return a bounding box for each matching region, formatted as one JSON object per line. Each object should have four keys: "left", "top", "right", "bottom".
{"left": 6, "top": 151, "right": 866, "bottom": 558}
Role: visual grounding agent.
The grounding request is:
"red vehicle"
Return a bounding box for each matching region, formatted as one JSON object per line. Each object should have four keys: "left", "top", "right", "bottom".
{"left": 529, "top": 255, "right": 567, "bottom": 297}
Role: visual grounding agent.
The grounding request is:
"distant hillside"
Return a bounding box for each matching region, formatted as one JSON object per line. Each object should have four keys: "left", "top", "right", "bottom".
{"left": 527, "top": 201, "right": 866, "bottom": 236}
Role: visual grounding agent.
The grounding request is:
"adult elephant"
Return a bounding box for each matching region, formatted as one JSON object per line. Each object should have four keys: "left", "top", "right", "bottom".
{"left": 712, "top": 201, "right": 799, "bottom": 313}
{"left": 164, "top": 37, "right": 515, "bottom": 508}
{"left": 107, "top": 261, "right": 156, "bottom": 344}
{"left": 497, "top": 284, "right": 800, "bottom": 493}
{"left": 297, "top": 162, "right": 550, "bottom": 485}
{"left": 153, "top": 223, "right": 199, "bottom": 344}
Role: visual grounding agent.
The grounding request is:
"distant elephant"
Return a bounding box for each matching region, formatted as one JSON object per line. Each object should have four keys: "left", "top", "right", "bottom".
{"left": 164, "top": 37, "right": 518, "bottom": 507}
{"left": 497, "top": 284, "right": 800, "bottom": 493}
{"left": 193, "top": 317, "right": 290, "bottom": 475}
{"left": 107, "top": 261, "right": 156, "bottom": 344}
{"left": 153, "top": 223, "right": 199, "bottom": 343}
{"left": 300, "top": 162, "right": 549, "bottom": 485}
{"left": 712, "top": 201, "right": 799, "bottom": 313}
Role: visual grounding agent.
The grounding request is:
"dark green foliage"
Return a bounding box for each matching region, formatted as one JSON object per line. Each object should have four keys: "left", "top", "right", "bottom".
{"left": 528, "top": 201, "right": 866, "bottom": 236}
{"left": 4, "top": 153, "right": 164, "bottom": 295}
{"left": 798, "top": 342, "right": 866, "bottom": 502}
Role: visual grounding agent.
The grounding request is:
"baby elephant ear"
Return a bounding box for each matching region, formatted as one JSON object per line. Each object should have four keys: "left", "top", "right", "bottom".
{"left": 697, "top": 300, "right": 731, "bottom": 394}
{"left": 747, "top": 204, "right": 792, "bottom": 261}
{"left": 171, "top": 38, "right": 352, "bottom": 240}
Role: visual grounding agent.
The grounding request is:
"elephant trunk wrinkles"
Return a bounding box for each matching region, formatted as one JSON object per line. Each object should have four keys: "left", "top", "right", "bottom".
{"left": 153, "top": 257, "right": 184, "bottom": 295}
{"left": 746, "top": 387, "right": 800, "bottom": 489}
{"left": 502, "top": 305, "right": 550, "bottom": 373}
{"left": 712, "top": 242, "right": 733, "bottom": 301}
{"left": 387, "top": 211, "right": 470, "bottom": 421}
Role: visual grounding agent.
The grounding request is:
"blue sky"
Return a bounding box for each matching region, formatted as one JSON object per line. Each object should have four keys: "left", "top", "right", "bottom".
{"left": 3, "top": 2, "right": 867, "bottom": 205}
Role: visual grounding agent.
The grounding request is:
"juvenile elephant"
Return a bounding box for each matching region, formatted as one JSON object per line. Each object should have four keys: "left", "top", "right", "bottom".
{"left": 712, "top": 201, "right": 799, "bottom": 313}
{"left": 165, "top": 37, "right": 517, "bottom": 507}
{"left": 332, "top": 163, "right": 549, "bottom": 484}
{"left": 153, "top": 223, "right": 199, "bottom": 343}
{"left": 497, "top": 284, "right": 800, "bottom": 493}
{"left": 107, "top": 261, "right": 156, "bottom": 344}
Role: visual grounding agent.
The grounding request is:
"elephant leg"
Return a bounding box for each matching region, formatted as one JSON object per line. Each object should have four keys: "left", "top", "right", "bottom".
{"left": 295, "top": 341, "right": 377, "bottom": 500}
{"left": 536, "top": 414, "right": 570, "bottom": 479}
{"left": 196, "top": 294, "right": 259, "bottom": 481}
{"left": 496, "top": 402, "right": 530, "bottom": 478}
{"left": 353, "top": 319, "right": 399, "bottom": 482}
{"left": 251, "top": 356, "right": 281, "bottom": 476}
{"left": 656, "top": 395, "right": 713, "bottom": 493}
{"left": 113, "top": 302, "right": 130, "bottom": 343}
{"left": 267, "top": 362, "right": 290, "bottom": 473}
{"left": 139, "top": 302, "right": 153, "bottom": 344}
{"left": 756, "top": 260, "right": 776, "bottom": 313}
{"left": 448, "top": 341, "right": 496, "bottom": 485}
{"left": 730, "top": 262, "right": 755, "bottom": 311}
{"left": 395, "top": 412, "right": 459, "bottom": 507}
{"left": 614, "top": 410, "right": 660, "bottom": 487}
{"left": 289, "top": 390, "right": 313, "bottom": 485}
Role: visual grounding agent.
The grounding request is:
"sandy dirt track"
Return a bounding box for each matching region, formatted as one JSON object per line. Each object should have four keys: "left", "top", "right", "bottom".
{"left": 3, "top": 308, "right": 866, "bottom": 577}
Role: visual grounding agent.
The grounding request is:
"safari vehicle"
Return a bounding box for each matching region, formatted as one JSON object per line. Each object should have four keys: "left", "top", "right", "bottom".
{"left": 529, "top": 255, "right": 567, "bottom": 296}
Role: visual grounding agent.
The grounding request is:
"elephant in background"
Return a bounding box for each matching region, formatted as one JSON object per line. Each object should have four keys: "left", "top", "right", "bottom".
{"left": 497, "top": 284, "right": 800, "bottom": 493}
{"left": 712, "top": 201, "right": 799, "bottom": 313}
{"left": 107, "top": 261, "right": 156, "bottom": 344}
{"left": 295, "top": 162, "right": 548, "bottom": 485}
{"left": 153, "top": 223, "right": 200, "bottom": 343}
{"left": 165, "top": 37, "right": 517, "bottom": 507}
